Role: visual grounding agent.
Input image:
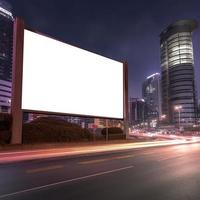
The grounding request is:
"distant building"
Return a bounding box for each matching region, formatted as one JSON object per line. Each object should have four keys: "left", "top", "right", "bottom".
{"left": 160, "top": 19, "right": 198, "bottom": 125}
{"left": 0, "top": 1, "right": 13, "bottom": 81}
{"left": 93, "top": 118, "right": 121, "bottom": 128}
{"left": 0, "top": 79, "right": 11, "bottom": 112}
{"left": 80, "top": 117, "right": 95, "bottom": 129}
{"left": 62, "top": 116, "right": 94, "bottom": 129}
{"left": 197, "top": 100, "right": 200, "bottom": 124}
{"left": 94, "top": 118, "right": 106, "bottom": 128}
{"left": 129, "top": 98, "right": 145, "bottom": 125}
{"left": 0, "top": 1, "right": 14, "bottom": 113}
{"left": 27, "top": 114, "right": 95, "bottom": 129}
{"left": 142, "top": 73, "right": 161, "bottom": 121}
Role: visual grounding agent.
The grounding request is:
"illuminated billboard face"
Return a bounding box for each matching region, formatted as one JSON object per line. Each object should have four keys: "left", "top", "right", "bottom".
{"left": 22, "top": 29, "right": 124, "bottom": 119}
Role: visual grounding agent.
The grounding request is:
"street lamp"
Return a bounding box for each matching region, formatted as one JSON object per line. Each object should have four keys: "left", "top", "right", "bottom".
{"left": 174, "top": 105, "right": 182, "bottom": 129}
{"left": 160, "top": 114, "right": 166, "bottom": 120}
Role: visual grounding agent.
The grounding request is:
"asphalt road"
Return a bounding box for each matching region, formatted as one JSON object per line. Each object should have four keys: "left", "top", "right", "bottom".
{"left": 0, "top": 142, "right": 200, "bottom": 200}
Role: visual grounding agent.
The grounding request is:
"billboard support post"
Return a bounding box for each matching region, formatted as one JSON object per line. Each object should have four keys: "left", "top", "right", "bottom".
{"left": 11, "top": 18, "right": 24, "bottom": 144}
{"left": 106, "top": 119, "right": 109, "bottom": 141}
{"left": 123, "top": 61, "right": 129, "bottom": 139}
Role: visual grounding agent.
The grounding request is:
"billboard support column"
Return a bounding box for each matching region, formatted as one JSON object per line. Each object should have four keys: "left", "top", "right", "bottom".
{"left": 123, "top": 61, "right": 129, "bottom": 139}
{"left": 106, "top": 119, "right": 109, "bottom": 141}
{"left": 11, "top": 18, "right": 24, "bottom": 144}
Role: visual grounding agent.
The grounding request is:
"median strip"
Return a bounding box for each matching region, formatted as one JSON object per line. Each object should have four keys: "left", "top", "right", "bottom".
{"left": 26, "top": 165, "right": 64, "bottom": 174}
{"left": 115, "top": 155, "right": 134, "bottom": 159}
{"left": 79, "top": 158, "right": 109, "bottom": 165}
{"left": 79, "top": 154, "right": 134, "bottom": 165}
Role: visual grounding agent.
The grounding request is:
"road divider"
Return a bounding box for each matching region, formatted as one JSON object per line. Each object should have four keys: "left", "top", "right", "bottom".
{"left": 26, "top": 165, "right": 64, "bottom": 174}
{"left": 79, "top": 154, "right": 134, "bottom": 165}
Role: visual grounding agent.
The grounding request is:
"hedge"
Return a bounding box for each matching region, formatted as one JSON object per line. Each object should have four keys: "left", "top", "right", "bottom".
{"left": 0, "top": 113, "right": 12, "bottom": 131}
{"left": 101, "top": 127, "right": 125, "bottom": 140}
{"left": 0, "top": 115, "right": 125, "bottom": 144}
{"left": 0, "top": 113, "right": 12, "bottom": 144}
{"left": 101, "top": 127, "right": 123, "bottom": 135}
{"left": 23, "top": 117, "right": 93, "bottom": 143}
{"left": 0, "top": 130, "right": 11, "bottom": 145}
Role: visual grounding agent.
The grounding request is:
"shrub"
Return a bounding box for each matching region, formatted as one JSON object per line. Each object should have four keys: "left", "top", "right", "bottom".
{"left": 101, "top": 127, "right": 125, "bottom": 140}
{"left": 101, "top": 127, "right": 123, "bottom": 135}
{"left": 0, "top": 113, "right": 12, "bottom": 131}
{"left": 23, "top": 117, "right": 92, "bottom": 143}
{"left": 0, "top": 113, "right": 12, "bottom": 144}
{"left": 0, "top": 130, "right": 11, "bottom": 144}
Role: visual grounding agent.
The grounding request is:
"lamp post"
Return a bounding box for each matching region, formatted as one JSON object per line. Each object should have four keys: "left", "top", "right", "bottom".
{"left": 160, "top": 114, "right": 166, "bottom": 127}
{"left": 174, "top": 105, "right": 182, "bottom": 129}
{"left": 160, "top": 114, "right": 166, "bottom": 120}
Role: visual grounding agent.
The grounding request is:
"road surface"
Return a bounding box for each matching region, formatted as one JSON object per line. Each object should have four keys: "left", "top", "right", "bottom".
{"left": 0, "top": 142, "right": 200, "bottom": 200}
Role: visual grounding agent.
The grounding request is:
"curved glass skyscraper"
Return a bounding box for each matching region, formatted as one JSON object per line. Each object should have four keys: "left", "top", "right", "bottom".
{"left": 160, "top": 20, "right": 198, "bottom": 125}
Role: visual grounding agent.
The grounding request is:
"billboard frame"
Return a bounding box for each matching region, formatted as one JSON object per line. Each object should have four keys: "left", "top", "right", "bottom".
{"left": 11, "top": 18, "right": 128, "bottom": 144}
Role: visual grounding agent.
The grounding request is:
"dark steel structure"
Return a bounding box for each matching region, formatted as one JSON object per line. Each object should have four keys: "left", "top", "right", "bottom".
{"left": 160, "top": 19, "right": 198, "bottom": 125}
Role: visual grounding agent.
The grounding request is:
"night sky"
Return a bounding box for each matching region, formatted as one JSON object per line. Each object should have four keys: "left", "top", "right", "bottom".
{"left": 7, "top": 0, "right": 200, "bottom": 99}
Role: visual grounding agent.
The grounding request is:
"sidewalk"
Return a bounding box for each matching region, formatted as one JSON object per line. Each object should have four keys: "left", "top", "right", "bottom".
{"left": 0, "top": 139, "right": 199, "bottom": 164}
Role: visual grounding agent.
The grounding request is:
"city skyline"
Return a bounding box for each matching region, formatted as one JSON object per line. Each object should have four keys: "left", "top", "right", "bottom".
{"left": 1, "top": 3, "right": 200, "bottom": 200}
{"left": 6, "top": 0, "right": 200, "bottom": 99}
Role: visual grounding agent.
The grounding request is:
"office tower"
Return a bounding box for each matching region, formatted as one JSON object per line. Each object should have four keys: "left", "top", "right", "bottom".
{"left": 0, "top": 80, "right": 11, "bottom": 112}
{"left": 0, "top": 1, "right": 13, "bottom": 81}
{"left": 142, "top": 73, "right": 161, "bottom": 121}
{"left": 0, "top": 1, "right": 14, "bottom": 112}
{"left": 160, "top": 19, "right": 198, "bottom": 125}
{"left": 129, "top": 98, "right": 145, "bottom": 125}
{"left": 197, "top": 101, "right": 200, "bottom": 124}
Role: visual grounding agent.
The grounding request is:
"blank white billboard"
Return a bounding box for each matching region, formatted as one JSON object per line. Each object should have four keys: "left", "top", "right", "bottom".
{"left": 22, "top": 29, "right": 124, "bottom": 119}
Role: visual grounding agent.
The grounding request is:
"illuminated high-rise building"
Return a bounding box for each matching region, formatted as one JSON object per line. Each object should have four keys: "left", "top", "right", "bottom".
{"left": 0, "top": 1, "right": 13, "bottom": 81}
{"left": 142, "top": 73, "right": 161, "bottom": 121}
{"left": 160, "top": 19, "right": 198, "bottom": 125}
{"left": 129, "top": 98, "right": 145, "bottom": 125}
{"left": 198, "top": 100, "right": 200, "bottom": 124}
{"left": 0, "top": 1, "right": 14, "bottom": 112}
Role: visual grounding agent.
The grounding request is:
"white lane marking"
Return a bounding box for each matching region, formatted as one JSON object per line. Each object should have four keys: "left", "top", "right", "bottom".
{"left": 0, "top": 165, "right": 133, "bottom": 199}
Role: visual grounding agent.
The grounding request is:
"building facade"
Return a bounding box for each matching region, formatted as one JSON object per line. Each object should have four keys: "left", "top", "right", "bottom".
{"left": 0, "top": 79, "right": 11, "bottom": 112}
{"left": 197, "top": 101, "right": 200, "bottom": 124}
{"left": 129, "top": 98, "right": 145, "bottom": 125}
{"left": 0, "top": 1, "right": 13, "bottom": 81}
{"left": 0, "top": 1, "right": 14, "bottom": 113}
{"left": 142, "top": 73, "right": 161, "bottom": 121}
{"left": 160, "top": 19, "right": 198, "bottom": 125}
